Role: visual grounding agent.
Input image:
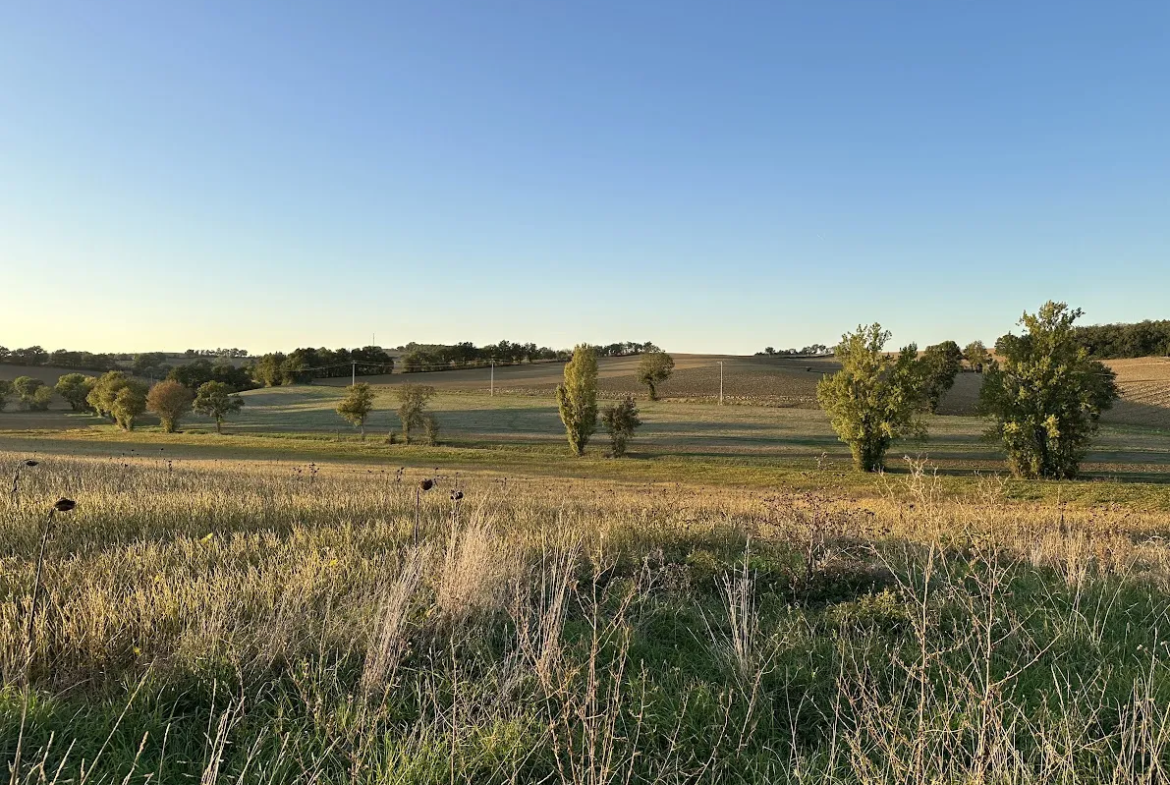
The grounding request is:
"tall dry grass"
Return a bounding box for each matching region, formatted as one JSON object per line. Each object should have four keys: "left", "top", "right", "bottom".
{"left": 2, "top": 450, "right": 1170, "bottom": 782}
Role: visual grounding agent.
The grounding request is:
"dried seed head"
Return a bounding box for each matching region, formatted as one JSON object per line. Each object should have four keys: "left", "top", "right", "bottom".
{"left": 52, "top": 498, "right": 77, "bottom": 513}
{"left": 420, "top": 479, "right": 434, "bottom": 491}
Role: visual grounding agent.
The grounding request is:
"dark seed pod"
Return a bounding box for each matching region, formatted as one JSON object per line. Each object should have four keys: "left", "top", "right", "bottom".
{"left": 420, "top": 479, "right": 434, "bottom": 491}
{"left": 52, "top": 498, "right": 77, "bottom": 512}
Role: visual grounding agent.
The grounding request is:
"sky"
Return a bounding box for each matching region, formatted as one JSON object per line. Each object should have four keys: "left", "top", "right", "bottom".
{"left": 1, "top": 1, "right": 1167, "bottom": 355}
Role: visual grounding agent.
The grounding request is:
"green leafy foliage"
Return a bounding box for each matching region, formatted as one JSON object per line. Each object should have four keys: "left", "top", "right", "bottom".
{"left": 555, "top": 344, "right": 599, "bottom": 456}
{"left": 980, "top": 302, "right": 1120, "bottom": 479}
{"left": 111, "top": 383, "right": 148, "bottom": 430}
{"left": 920, "top": 341, "right": 963, "bottom": 413}
{"left": 86, "top": 372, "right": 145, "bottom": 423}
{"left": 395, "top": 384, "right": 435, "bottom": 444}
{"left": 336, "top": 383, "right": 376, "bottom": 439}
{"left": 193, "top": 381, "right": 245, "bottom": 433}
{"left": 0, "top": 379, "right": 11, "bottom": 412}
{"left": 167, "top": 359, "right": 256, "bottom": 392}
{"left": 637, "top": 351, "right": 675, "bottom": 400}
{"left": 423, "top": 414, "right": 441, "bottom": 446}
{"left": 601, "top": 395, "right": 642, "bottom": 457}
{"left": 963, "top": 340, "right": 990, "bottom": 373}
{"left": 12, "top": 376, "right": 44, "bottom": 406}
{"left": 147, "top": 380, "right": 195, "bottom": 433}
{"left": 55, "top": 373, "right": 97, "bottom": 412}
{"left": 816, "top": 324, "right": 926, "bottom": 472}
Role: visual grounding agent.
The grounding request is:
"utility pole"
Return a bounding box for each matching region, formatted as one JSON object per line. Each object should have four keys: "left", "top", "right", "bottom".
{"left": 490, "top": 362, "right": 494, "bottom": 397}
{"left": 719, "top": 361, "right": 724, "bottom": 405}
{"left": 352, "top": 361, "right": 356, "bottom": 386}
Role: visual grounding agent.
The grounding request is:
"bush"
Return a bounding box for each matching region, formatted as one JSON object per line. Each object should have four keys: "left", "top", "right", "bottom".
{"left": 601, "top": 396, "right": 642, "bottom": 457}
{"left": 423, "top": 414, "right": 441, "bottom": 446}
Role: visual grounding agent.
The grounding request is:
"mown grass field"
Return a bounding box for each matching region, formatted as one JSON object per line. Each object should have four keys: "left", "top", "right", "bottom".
{"left": 4, "top": 451, "right": 1170, "bottom": 783}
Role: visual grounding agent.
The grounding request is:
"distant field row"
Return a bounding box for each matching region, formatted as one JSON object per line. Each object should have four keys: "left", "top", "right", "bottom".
{"left": 4, "top": 354, "right": 1169, "bottom": 429}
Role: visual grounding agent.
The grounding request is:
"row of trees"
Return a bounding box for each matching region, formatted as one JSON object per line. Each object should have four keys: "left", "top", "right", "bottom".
{"left": 334, "top": 383, "right": 440, "bottom": 444}
{"left": 757, "top": 344, "right": 832, "bottom": 356}
{"left": 0, "top": 377, "right": 55, "bottom": 411}
{"left": 1074, "top": 319, "right": 1170, "bottom": 359}
{"left": 0, "top": 371, "right": 247, "bottom": 433}
{"left": 252, "top": 346, "right": 395, "bottom": 386}
{"left": 399, "top": 341, "right": 566, "bottom": 372}
{"left": 818, "top": 302, "right": 1119, "bottom": 479}
{"left": 183, "top": 348, "right": 249, "bottom": 358}
{"left": 396, "top": 340, "right": 661, "bottom": 373}
{"left": 0, "top": 346, "right": 121, "bottom": 372}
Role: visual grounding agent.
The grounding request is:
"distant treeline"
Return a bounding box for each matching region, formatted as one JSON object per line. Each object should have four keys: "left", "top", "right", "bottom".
{"left": 398, "top": 340, "right": 659, "bottom": 373}
{"left": 183, "top": 348, "right": 249, "bottom": 359}
{"left": 0, "top": 345, "right": 121, "bottom": 372}
{"left": 251, "top": 346, "right": 396, "bottom": 386}
{"left": 1074, "top": 320, "right": 1170, "bottom": 359}
{"left": 755, "top": 344, "right": 832, "bottom": 357}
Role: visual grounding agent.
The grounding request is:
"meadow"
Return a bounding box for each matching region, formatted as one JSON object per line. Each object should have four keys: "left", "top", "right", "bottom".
{"left": 4, "top": 353, "right": 1170, "bottom": 782}
{"left": 4, "top": 451, "right": 1170, "bottom": 783}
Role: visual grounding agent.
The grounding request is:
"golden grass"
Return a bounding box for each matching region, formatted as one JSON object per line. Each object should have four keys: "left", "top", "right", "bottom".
{"left": 5, "top": 450, "right": 1170, "bottom": 782}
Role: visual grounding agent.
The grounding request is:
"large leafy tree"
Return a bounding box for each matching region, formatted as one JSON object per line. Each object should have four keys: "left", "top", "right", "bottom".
{"left": 979, "top": 302, "right": 1119, "bottom": 479}
{"left": 111, "top": 384, "right": 148, "bottom": 430}
{"left": 12, "top": 376, "right": 44, "bottom": 403}
{"left": 556, "top": 344, "right": 599, "bottom": 456}
{"left": 637, "top": 351, "right": 675, "bottom": 400}
{"left": 816, "top": 324, "right": 926, "bottom": 472}
{"left": 0, "top": 380, "right": 11, "bottom": 412}
{"left": 337, "top": 383, "right": 376, "bottom": 439}
{"left": 394, "top": 384, "right": 435, "bottom": 444}
{"left": 193, "top": 381, "right": 245, "bottom": 433}
{"left": 147, "top": 380, "right": 195, "bottom": 433}
{"left": 920, "top": 341, "right": 964, "bottom": 413}
{"left": 55, "top": 374, "right": 97, "bottom": 412}
{"left": 87, "top": 371, "right": 136, "bottom": 421}
{"left": 964, "top": 340, "right": 990, "bottom": 373}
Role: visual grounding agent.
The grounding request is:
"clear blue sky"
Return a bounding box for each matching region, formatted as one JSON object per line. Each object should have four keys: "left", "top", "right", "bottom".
{"left": 2, "top": 1, "right": 1167, "bottom": 355}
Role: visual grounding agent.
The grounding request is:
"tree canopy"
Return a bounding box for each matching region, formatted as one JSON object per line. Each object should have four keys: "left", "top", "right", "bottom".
{"left": 980, "top": 302, "right": 1120, "bottom": 479}
{"left": 637, "top": 351, "right": 675, "bottom": 400}
{"left": 336, "top": 383, "right": 376, "bottom": 439}
{"left": 816, "top": 324, "right": 925, "bottom": 472}
{"left": 555, "top": 345, "right": 599, "bottom": 456}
